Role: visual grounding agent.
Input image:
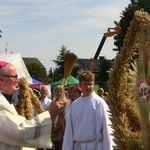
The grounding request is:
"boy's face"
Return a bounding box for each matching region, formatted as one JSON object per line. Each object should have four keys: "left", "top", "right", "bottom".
{"left": 80, "top": 80, "right": 94, "bottom": 97}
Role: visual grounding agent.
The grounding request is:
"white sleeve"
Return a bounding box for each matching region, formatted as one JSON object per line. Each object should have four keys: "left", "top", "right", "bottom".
{"left": 62, "top": 106, "right": 74, "bottom": 150}
{"left": 0, "top": 109, "right": 52, "bottom": 148}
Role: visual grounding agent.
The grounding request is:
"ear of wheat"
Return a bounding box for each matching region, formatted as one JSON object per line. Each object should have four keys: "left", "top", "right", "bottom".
{"left": 107, "top": 10, "right": 150, "bottom": 149}
{"left": 15, "top": 77, "right": 44, "bottom": 119}
{"left": 60, "top": 52, "right": 77, "bottom": 101}
{"left": 62, "top": 52, "right": 77, "bottom": 87}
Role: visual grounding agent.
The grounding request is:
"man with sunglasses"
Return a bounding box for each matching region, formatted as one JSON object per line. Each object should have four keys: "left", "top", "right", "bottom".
{"left": 0, "top": 61, "right": 52, "bottom": 150}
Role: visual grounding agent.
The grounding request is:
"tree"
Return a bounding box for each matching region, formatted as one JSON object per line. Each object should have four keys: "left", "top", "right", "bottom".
{"left": 52, "top": 45, "right": 80, "bottom": 82}
{"left": 0, "top": 30, "right": 2, "bottom": 38}
{"left": 52, "top": 45, "right": 70, "bottom": 81}
{"left": 26, "top": 63, "right": 49, "bottom": 84}
{"left": 48, "top": 67, "right": 53, "bottom": 81}
{"left": 113, "top": 0, "right": 150, "bottom": 52}
{"left": 96, "top": 57, "right": 113, "bottom": 91}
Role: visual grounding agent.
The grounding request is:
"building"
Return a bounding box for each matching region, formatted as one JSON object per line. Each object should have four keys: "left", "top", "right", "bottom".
{"left": 76, "top": 56, "right": 113, "bottom": 73}
{"left": 22, "top": 57, "right": 45, "bottom": 68}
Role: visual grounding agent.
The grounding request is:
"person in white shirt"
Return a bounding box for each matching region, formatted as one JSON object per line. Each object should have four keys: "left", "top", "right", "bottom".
{"left": 62, "top": 70, "right": 114, "bottom": 150}
{"left": 40, "top": 85, "right": 52, "bottom": 111}
{"left": 0, "top": 61, "right": 52, "bottom": 150}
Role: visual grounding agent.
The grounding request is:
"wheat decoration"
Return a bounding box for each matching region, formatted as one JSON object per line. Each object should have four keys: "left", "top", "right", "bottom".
{"left": 62, "top": 52, "right": 77, "bottom": 87}
{"left": 107, "top": 12, "right": 139, "bottom": 149}
{"left": 15, "top": 77, "right": 44, "bottom": 120}
{"left": 128, "top": 10, "right": 150, "bottom": 150}
{"left": 107, "top": 10, "right": 150, "bottom": 150}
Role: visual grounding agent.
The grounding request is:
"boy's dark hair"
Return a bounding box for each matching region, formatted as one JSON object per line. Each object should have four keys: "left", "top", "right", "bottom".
{"left": 79, "top": 70, "right": 95, "bottom": 83}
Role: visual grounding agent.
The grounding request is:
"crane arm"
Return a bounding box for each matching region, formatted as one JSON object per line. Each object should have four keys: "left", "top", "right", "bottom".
{"left": 89, "top": 26, "right": 121, "bottom": 72}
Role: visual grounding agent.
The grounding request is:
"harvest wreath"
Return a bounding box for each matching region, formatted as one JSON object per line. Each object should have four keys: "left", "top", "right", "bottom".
{"left": 15, "top": 77, "right": 44, "bottom": 120}
{"left": 107, "top": 10, "right": 150, "bottom": 150}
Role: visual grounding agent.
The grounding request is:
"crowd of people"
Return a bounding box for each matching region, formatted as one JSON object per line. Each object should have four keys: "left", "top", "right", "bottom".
{"left": 0, "top": 60, "right": 114, "bottom": 150}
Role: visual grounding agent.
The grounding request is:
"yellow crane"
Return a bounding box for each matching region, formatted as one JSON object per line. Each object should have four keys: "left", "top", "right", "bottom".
{"left": 89, "top": 26, "right": 121, "bottom": 72}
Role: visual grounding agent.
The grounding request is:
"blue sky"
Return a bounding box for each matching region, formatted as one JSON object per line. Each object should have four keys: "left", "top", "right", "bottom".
{"left": 0, "top": 0, "right": 131, "bottom": 71}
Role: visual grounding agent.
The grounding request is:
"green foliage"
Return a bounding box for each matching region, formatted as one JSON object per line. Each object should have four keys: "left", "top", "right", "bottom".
{"left": 48, "top": 67, "right": 53, "bottom": 82}
{"left": 114, "top": 0, "right": 150, "bottom": 51}
{"left": 52, "top": 45, "right": 70, "bottom": 81}
{"left": 96, "top": 57, "right": 112, "bottom": 91}
{"left": 98, "top": 57, "right": 112, "bottom": 82}
{"left": 26, "top": 63, "right": 49, "bottom": 84}
{"left": 0, "top": 30, "right": 2, "bottom": 38}
{"left": 52, "top": 45, "right": 80, "bottom": 82}
{"left": 120, "top": 136, "right": 143, "bottom": 150}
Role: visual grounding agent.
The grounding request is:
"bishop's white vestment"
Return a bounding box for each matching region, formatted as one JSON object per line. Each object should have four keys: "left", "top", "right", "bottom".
{"left": 0, "top": 92, "right": 52, "bottom": 150}
{"left": 62, "top": 92, "right": 114, "bottom": 150}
